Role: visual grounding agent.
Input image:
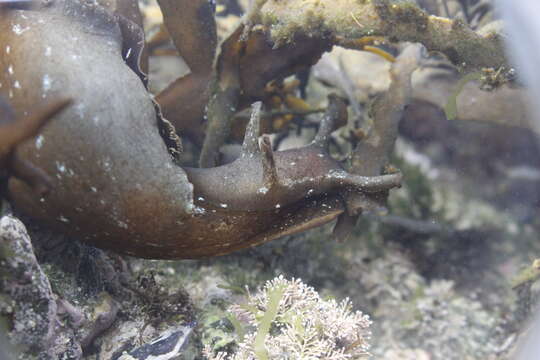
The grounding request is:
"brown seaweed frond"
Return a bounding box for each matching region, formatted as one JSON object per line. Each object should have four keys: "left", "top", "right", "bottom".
{"left": 332, "top": 44, "right": 424, "bottom": 241}
{"left": 199, "top": 25, "right": 332, "bottom": 167}
{"left": 154, "top": 0, "right": 218, "bottom": 145}
{"left": 156, "top": 0, "right": 509, "bottom": 170}
{"left": 154, "top": 0, "right": 332, "bottom": 166}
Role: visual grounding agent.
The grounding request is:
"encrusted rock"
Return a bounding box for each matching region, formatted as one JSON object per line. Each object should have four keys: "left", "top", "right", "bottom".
{"left": 0, "top": 215, "right": 81, "bottom": 359}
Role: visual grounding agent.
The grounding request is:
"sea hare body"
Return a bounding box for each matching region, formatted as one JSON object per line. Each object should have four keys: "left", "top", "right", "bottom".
{"left": 0, "top": 0, "right": 399, "bottom": 258}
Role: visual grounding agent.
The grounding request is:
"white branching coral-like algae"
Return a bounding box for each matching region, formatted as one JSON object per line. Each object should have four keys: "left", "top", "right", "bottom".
{"left": 205, "top": 276, "right": 371, "bottom": 360}
{"left": 259, "top": 0, "right": 506, "bottom": 72}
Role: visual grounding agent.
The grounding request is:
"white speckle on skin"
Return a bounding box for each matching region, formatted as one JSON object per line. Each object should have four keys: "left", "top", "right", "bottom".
{"left": 35, "top": 135, "right": 44, "bottom": 149}
{"left": 13, "top": 80, "right": 20, "bottom": 89}
{"left": 7, "top": 65, "right": 13, "bottom": 75}
{"left": 100, "top": 158, "right": 112, "bottom": 171}
{"left": 5, "top": 46, "right": 10, "bottom": 54}
{"left": 55, "top": 161, "right": 66, "bottom": 173}
{"left": 90, "top": 186, "right": 97, "bottom": 192}
{"left": 275, "top": 204, "right": 281, "bottom": 209}
{"left": 117, "top": 221, "right": 128, "bottom": 229}
{"left": 75, "top": 103, "right": 85, "bottom": 118}
{"left": 220, "top": 203, "right": 228, "bottom": 208}
{"left": 12, "top": 24, "right": 29, "bottom": 35}
{"left": 58, "top": 215, "right": 69, "bottom": 223}
{"left": 193, "top": 206, "right": 206, "bottom": 215}
{"left": 258, "top": 186, "right": 269, "bottom": 194}
{"left": 42, "top": 74, "right": 51, "bottom": 96}
{"left": 290, "top": 162, "right": 296, "bottom": 166}
{"left": 44, "top": 46, "right": 51, "bottom": 57}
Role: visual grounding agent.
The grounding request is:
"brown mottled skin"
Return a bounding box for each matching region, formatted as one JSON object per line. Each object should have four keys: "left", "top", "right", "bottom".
{"left": 0, "top": 0, "right": 402, "bottom": 259}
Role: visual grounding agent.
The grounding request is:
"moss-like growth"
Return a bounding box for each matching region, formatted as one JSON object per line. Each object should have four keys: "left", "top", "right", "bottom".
{"left": 259, "top": 0, "right": 507, "bottom": 72}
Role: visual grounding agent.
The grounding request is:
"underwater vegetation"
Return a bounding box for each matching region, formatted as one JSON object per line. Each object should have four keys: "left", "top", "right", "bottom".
{"left": 2, "top": 0, "right": 540, "bottom": 359}
{"left": 205, "top": 276, "right": 372, "bottom": 360}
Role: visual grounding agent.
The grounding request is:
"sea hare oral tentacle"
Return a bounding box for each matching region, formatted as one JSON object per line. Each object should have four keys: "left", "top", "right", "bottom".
{"left": 0, "top": 97, "right": 71, "bottom": 196}
{"left": 0, "top": 98, "right": 71, "bottom": 160}
{"left": 2, "top": 0, "right": 400, "bottom": 259}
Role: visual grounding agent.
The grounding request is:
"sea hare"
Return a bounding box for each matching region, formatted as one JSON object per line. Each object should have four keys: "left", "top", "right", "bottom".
{"left": 0, "top": 0, "right": 405, "bottom": 259}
